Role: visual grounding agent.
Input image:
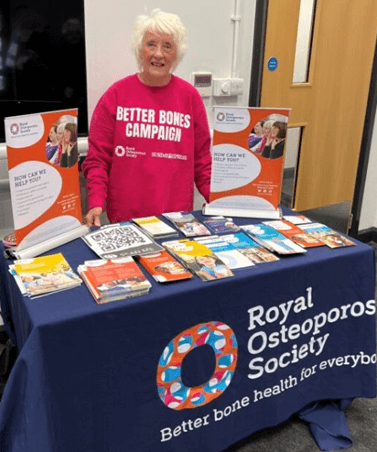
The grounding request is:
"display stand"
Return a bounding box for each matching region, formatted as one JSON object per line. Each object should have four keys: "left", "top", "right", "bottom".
{"left": 4, "top": 109, "right": 89, "bottom": 259}
{"left": 203, "top": 107, "right": 290, "bottom": 219}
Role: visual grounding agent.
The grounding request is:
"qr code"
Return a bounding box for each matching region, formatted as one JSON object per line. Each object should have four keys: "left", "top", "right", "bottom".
{"left": 91, "top": 226, "right": 147, "bottom": 252}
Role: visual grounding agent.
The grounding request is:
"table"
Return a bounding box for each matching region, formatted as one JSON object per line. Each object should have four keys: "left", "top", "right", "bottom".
{"left": 0, "top": 211, "right": 376, "bottom": 452}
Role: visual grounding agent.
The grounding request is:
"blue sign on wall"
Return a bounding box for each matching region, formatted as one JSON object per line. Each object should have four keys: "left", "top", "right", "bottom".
{"left": 267, "top": 57, "right": 278, "bottom": 72}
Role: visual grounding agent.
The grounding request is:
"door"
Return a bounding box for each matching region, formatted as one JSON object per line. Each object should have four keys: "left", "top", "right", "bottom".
{"left": 260, "top": 0, "right": 377, "bottom": 212}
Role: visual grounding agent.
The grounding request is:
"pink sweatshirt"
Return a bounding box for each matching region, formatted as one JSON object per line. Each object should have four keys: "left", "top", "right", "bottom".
{"left": 82, "top": 74, "right": 212, "bottom": 223}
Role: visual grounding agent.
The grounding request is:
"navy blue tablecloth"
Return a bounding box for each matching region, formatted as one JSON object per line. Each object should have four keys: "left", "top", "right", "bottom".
{"left": 0, "top": 211, "right": 375, "bottom": 452}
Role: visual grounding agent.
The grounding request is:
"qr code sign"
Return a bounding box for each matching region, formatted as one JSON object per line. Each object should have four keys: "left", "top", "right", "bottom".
{"left": 91, "top": 226, "right": 147, "bottom": 252}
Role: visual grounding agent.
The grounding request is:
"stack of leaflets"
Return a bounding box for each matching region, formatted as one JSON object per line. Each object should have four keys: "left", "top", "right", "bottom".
{"left": 220, "top": 232, "right": 280, "bottom": 264}
{"left": 202, "top": 216, "right": 241, "bottom": 234}
{"left": 162, "top": 239, "right": 233, "bottom": 282}
{"left": 162, "top": 212, "right": 211, "bottom": 237}
{"left": 195, "top": 236, "right": 255, "bottom": 270}
{"left": 78, "top": 257, "right": 152, "bottom": 304}
{"left": 132, "top": 216, "right": 178, "bottom": 239}
{"left": 263, "top": 220, "right": 325, "bottom": 248}
{"left": 299, "top": 223, "right": 355, "bottom": 248}
{"left": 82, "top": 222, "right": 163, "bottom": 259}
{"left": 9, "top": 253, "right": 82, "bottom": 298}
{"left": 242, "top": 224, "right": 307, "bottom": 255}
{"left": 138, "top": 250, "right": 193, "bottom": 283}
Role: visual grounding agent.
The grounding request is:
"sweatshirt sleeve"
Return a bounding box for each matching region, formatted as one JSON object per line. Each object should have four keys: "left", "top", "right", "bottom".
{"left": 82, "top": 89, "right": 115, "bottom": 211}
{"left": 193, "top": 94, "right": 212, "bottom": 202}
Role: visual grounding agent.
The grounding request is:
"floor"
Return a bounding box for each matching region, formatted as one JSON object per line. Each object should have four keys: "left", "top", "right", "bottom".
{"left": 281, "top": 169, "right": 351, "bottom": 234}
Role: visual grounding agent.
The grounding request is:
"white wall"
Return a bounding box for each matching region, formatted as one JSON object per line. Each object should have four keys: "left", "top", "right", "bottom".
{"left": 84, "top": 0, "right": 255, "bottom": 128}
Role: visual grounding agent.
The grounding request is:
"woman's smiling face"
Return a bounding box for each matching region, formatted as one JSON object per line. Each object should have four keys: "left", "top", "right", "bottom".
{"left": 139, "top": 31, "right": 177, "bottom": 85}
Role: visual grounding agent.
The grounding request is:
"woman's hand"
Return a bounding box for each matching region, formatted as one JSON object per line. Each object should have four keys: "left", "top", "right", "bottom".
{"left": 85, "top": 207, "right": 103, "bottom": 227}
{"left": 270, "top": 138, "right": 280, "bottom": 149}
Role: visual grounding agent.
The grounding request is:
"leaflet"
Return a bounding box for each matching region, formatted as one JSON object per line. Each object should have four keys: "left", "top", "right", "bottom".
{"left": 220, "top": 231, "right": 280, "bottom": 263}
{"left": 162, "top": 239, "right": 233, "bottom": 282}
{"left": 242, "top": 224, "right": 306, "bottom": 255}
{"left": 263, "top": 220, "right": 325, "bottom": 248}
{"left": 300, "top": 223, "right": 355, "bottom": 248}
{"left": 195, "top": 236, "right": 254, "bottom": 270}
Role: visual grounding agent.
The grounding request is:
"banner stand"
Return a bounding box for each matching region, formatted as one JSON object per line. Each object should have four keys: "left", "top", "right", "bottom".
{"left": 4, "top": 225, "right": 90, "bottom": 260}
{"left": 203, "top": 107, "right": 290, "bottom": 220}
{"left": 4, "top": 109, "right": 89, "bottom": 259}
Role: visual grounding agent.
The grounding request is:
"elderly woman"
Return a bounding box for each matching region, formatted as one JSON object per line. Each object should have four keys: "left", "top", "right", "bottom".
{"left": 83, "top": 9, "right": 212, "bottom": 226}
{"left": 49, "top": 122, "right": 65, "bottom": 165}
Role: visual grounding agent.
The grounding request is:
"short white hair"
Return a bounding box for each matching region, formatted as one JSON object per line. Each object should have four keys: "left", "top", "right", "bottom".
{"left": 57, "top": 122, "right": 66, "bottom": 132}
{"left": 132, "top": 9, "right": 188, "bottom": 72}
{"left": 263, "top": 120, "right": 275, "bottom": 128}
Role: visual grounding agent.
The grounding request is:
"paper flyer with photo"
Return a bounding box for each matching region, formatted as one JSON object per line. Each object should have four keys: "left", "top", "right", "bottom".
{"left": 194, "top": 237, "right": 254, "bottom": 270}
{"left": 300, "top": 223, "right": 355, "bottom": 248}
{"left": 161, "top": 239, "right": 234, "bottom": 282}
{"left": 263, "top": 220, "right": 325, "bottom": 248}
{"left": 5, "top": 109, "right": 84, "bottom": 252}
{"left": 138, "top": 250, "right": 193, "bottom": 283}
{"left": 242, "top": 224, "right": 307, "bottom": 255}
{"left": 204, "top": 107, "right": 290, "bottom": 218}
{"left": 220, "top": 232, "right": 280, "bottom": 263}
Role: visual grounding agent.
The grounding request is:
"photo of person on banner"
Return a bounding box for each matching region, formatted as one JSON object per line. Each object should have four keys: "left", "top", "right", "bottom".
{"left": 248, "top": 119, "right": 265, "bottom": 151}
{"left": 59, "top": 122, "right": 78, "bottom": 168}
{"left": 83, "top": 9, "right": 212, "bottom": 227}
{"left": 261, "top": 120, "right": 287, "bottom": 159}
{"left": 250, "top": 119, "right": 273, "bottom": 154}
{"left": 49, "top": 115, "right": 78, "bottom": 167}
{"left": 45, "top": 125, "right": 59, "bottom": 161}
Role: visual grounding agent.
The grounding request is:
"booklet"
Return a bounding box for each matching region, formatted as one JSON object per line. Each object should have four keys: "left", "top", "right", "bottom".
{"left": 282, "top": 215, "right": 312, "bottom": 225}
{"left": 132, "top": 216, "right": 178, "bottom": 239}
{"left": 78, "top": 257, "right": 152, "bottom": 304}
{"left": 162, "top": 212, "right": 211, "bottom": 237}
{"left": 161, "top": 239, "right": 233, "bottom": 282}
{"left": 138, "top": 250, "right": 193, "bottom": 283}
{"left": 202, "top": 216, "right": 241, "bottom": 234}
{"left": 10, "top": 252, "right": 82, "bottom": 298}
{"left": 220, "top": 232, "right": 280, "bottom": 264}
{"left": 300, "top": 223, "right": 356, "bottom": 248}
{"left": 195, "top": 236, "right": 255, "bottom": 270}
{"left": 263, "top": 220, "right": 325, "bottom": 248}
{"left": 242, "top": 224, "right": 307, "bottom": 255}
{"left": 82, "top": 222, "right": 164, "bottom": 259}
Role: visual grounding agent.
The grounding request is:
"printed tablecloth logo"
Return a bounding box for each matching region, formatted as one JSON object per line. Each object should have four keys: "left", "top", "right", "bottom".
{"left": 157, "top": 321, "right": 238, "bottom": 410}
